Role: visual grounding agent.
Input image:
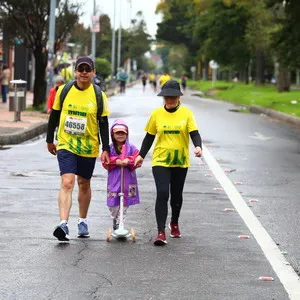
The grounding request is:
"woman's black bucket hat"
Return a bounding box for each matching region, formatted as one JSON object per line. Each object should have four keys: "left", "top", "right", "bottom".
{"left": 157, "top": 80, "right": 183, "bottom": 97}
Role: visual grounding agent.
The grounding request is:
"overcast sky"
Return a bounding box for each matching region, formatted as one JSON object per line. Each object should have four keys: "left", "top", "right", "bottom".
{"left": 77, "top": 0, "right": 162, "bottom": 38}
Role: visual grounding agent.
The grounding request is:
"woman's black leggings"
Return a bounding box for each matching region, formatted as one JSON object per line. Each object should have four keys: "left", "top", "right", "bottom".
{"left": 152, "top": 166, "right": 188, "bottom": 232}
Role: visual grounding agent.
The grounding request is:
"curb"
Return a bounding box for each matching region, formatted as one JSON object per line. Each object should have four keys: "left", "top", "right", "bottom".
{"left": 0, "top": 121, "right": 48, "bottom": 146}
{"left": 0, "top": 82, "right": 137, "bottom": 146}
{"left": 249, "top": 105, "right": 300, "bottom": 129}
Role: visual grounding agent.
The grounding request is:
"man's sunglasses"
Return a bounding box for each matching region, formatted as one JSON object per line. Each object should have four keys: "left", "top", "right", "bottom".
{"left": 77, "top": 65, "right": 93, "bottom": 73}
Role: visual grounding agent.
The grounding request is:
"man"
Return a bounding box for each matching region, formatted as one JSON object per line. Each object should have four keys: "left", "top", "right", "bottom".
{"left": 59, "top": 64, "right": 73, "bottom": 82}
{"left": 46, "top": 56, "right": 110, "bottom": 241}
{"left": 159, "top": 71, "right": 171, "bottom": 88}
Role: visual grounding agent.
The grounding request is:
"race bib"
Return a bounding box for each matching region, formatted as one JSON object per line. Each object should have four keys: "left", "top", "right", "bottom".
{"left": 64, "top": 116, "right": 87, "bottom": 135}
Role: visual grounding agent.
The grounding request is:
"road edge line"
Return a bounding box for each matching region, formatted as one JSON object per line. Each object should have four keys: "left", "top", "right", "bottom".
{"left": 202, "top": 144, "right": 300, "bottom": 299}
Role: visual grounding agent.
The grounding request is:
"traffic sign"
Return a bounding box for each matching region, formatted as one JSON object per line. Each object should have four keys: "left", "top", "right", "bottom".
{"left": 209, "top": 60, "right": 219, "bottom": 69}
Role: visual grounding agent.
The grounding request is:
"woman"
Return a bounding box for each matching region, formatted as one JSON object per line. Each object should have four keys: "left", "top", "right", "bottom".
{"left": 134, "top": 80, "right": 202, "bottom": 246}
{"left": 0, "top": 65, "right": 11, "bottom": 103}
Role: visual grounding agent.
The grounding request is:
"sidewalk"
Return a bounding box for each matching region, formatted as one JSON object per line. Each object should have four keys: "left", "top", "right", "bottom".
{"left": 0, "top": 82, "right": 133, "bottom": 146}
{"left": 0, "top": 91, "right": 49, "bottom": 145}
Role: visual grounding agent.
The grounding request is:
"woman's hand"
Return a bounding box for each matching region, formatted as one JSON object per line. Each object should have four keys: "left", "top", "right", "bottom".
{"left": 134, "top": 155, "right": 144, "bottom": 168}
{"left": 194, "top": 146, "right": 202, "bottom": 157}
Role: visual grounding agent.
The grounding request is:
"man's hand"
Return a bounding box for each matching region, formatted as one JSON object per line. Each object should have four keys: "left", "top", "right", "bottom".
{"left": 194, "top": 146, "right": 202, "bottom": 157}
{"left": 47, "top": 143, "right": 57, "bottom": 156}
{"left": 101, "top": 151, "right": 110, "bottom": 164}
{"left": 134, "top": 155, "right": 144, "bottom": 168}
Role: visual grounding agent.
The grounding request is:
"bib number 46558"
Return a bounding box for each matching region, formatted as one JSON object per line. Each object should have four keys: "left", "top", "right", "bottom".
{"left": 64, "top": 116, "right": 87, "bottom": 135}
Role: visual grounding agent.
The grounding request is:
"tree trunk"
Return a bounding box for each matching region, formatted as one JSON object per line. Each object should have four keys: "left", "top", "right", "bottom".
{"left": 32, "top": 47, "right": 48, "bottom": 108}
{"left": 243, "top": 63, "right": 249, "bottom": 85}
{"left": 255, "top": 50, "right": 264, "bottom": 85}
{"left": 276, "top": 65, "right": 290, "bottom": 92}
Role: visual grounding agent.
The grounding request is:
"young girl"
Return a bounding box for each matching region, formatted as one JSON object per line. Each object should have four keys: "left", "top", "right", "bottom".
{"left": 102, "top": 120, "right": 140, "bottom": 230}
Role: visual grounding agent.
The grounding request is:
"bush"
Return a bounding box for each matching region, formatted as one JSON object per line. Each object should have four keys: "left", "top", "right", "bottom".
{"left": 95, "top": 58, "right": 111, "bottom": 80}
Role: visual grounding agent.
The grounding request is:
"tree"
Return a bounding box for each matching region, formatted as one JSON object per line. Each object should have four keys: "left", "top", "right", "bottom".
{"left": 266, "top": 0, "right": 300, "bottom": 91}
{"left": 95, "top": 58, "right": 111, "bottom": 79}
{"left": 96, "top": 14, "right": 113, "bottom": 61}
{"left": 0, "top": 0, "right": 80, "bottom": 107}
{"left": 121, "top": 11, "right": 152, "bottom": 70}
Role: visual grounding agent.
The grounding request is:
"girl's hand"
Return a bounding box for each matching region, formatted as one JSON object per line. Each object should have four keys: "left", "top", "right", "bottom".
{"left": 194, "top": 146, "right": 202, "bottom": 157}
{"left": 121, "top": 158, "right": 130, "bottom": 166}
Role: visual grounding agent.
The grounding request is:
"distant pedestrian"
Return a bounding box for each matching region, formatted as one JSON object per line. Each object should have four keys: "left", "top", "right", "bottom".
{"left": 181, "top": 75, "right": 187, "bottom": 91}
{"left": 102, "top": 119, "right": 140, "bottom": 230}
{"left": 134, "top": 80, "right": 202, "bottom": 246}
{"left": 159, "top": 71, "right": 171, "bottom": 88}
{"left": 0, "top": 65, "right": 11, "bottom": 103}
{"left": 117, "top": 69, "right": 129, "bottom": 94}
{"left": 152, "top": 74, "right": 158, "bottom": 92}
{"left": 47, "top": 76, "right": 65, "bottom": 114}
{"left": 141, "top": 72, "right": 147, "bottom": 92}
{"left": 60, "top": 65, "right": 73, "bottom": 83}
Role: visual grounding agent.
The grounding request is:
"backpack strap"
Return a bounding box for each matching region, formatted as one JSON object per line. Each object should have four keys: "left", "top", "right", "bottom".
{"left": 59, "top": 80, "right": 76, "bottom": 109}
{"left": 92, "top": 83, "right": 103, "bottom": 120}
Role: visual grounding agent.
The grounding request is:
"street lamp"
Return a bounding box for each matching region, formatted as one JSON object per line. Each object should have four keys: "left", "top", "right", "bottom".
{"left": 91, "top": 0, "right": 96, "bottom": 60}
{"left": 111, "top": 0, "right": 116, "bottom": 77}
{"left": 117, "top": 0, "right": 122, "bottom": 70}
{"left": 46, "top": 0, "right": 56, "bottom": 107}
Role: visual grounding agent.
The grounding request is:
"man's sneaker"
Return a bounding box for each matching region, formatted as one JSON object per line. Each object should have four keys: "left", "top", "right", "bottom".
{"left": 77, "top": 221, "right": 90, "bottom": 238}
{"left": 53, "top": 222, "right": 69, "bottom": 241}
{"left": 154, "top": 231, "right": 167, "bottom": 246}
{"left": 113, "top": 219, "right": 119, "bottom": 231}
{"left": 169, "top": 222, "right": 181, "bottom": 238}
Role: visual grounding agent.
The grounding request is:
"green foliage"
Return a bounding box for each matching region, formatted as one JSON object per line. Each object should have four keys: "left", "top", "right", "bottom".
{"left": 191, "top": 80, "right": 300, "bottom": 117}
{"left": 0, "top": 0, "right": 81, "bottom": 107}
{"left": 122, "top": 12, "right": 152, "bottom": 70}
{"left": 196, "top": 1, "right": 251, "bottom": 70}
{"left": 95, "top": 58, "right": 111, "bottom": 79}
{"left": 266, "top": 0, "right": 300, "bottom": 68}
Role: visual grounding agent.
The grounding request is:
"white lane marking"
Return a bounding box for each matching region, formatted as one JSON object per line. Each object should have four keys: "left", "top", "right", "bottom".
{"left": 202, "top": 144, "right": 300, "bottom": 300}
{"left": 249, "top": 132, "right": 273, "bottom": 140}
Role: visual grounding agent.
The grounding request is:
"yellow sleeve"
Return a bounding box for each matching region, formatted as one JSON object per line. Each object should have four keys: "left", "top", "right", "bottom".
{"left": 145, "top": 111, "right": 157, "bottom": 135}
{"left": 101, "top": 91, "right": 110, "bottom": 117}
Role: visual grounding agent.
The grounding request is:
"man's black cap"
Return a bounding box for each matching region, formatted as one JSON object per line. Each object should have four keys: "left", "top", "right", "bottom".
{"left": 75, "top": 56, "right": 95, "bottom": 70}
{"left": 157, "top": 80, "right": 183, "bottom": 97}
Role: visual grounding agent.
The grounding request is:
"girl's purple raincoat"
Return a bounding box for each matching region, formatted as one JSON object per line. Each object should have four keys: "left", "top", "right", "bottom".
{"left": 102, "top": 120, "right": 140, "bottom": 207}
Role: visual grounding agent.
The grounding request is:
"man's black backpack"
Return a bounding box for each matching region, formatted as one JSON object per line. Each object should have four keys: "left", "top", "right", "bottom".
{"left": 59, "top": 80, "right": 103, "bottom": 120}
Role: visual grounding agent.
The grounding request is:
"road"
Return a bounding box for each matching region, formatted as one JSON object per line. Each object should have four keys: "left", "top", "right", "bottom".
{"left": 1, "top": 83, "right": 300, "bottom": 299}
